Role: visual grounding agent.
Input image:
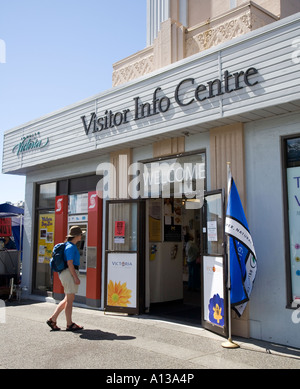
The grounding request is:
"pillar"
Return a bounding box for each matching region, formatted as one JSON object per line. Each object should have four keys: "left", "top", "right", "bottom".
{"left": 86, "top": 191, "right": 103, "bottom": 307}
{"left": 52, "top": 195, "right": 68, "bottom": 299}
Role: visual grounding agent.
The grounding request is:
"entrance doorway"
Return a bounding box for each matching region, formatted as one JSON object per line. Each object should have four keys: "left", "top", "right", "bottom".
{"left": 146, "top": 190, "right": 228, "bottom": 334}
{"left": 104, "top": 200, "right": 146, "bottom": 315}
{"left": 146, "top": 197, "right": 202, "bottom": 325}
{"left": 104, "top": 193, "right": 228, "bottom": 335}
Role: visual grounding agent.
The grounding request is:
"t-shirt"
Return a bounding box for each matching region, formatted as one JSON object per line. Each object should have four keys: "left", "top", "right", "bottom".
{"left": 64, "top": 242, "right": 80, "bottom": 267}
{"left": 185, "top": 241, "right": 199, "bottom": 263}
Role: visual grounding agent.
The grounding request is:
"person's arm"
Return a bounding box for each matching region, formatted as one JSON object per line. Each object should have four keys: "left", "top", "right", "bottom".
{"left": 67, "top": 260, "right": 80, "bottom": 285}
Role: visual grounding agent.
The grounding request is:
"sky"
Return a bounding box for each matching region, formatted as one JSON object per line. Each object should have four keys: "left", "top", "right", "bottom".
{"left": 0, "top": 0, "right": 147, "bottom": 204}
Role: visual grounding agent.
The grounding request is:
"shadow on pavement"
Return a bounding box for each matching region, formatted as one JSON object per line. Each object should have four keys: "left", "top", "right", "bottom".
{"left": 237, "top": 337, "right": 300, "bottom": 360}
{"left": 79, "top": 329, "right": 136, "bottom": 342}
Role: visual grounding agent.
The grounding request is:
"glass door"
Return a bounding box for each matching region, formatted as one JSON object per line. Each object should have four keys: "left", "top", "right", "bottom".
{"left": 104, "top": 200, "right": 145, "bottom": 315}
{"left": 201, "top": 190, "right": 228, "bottom": 337}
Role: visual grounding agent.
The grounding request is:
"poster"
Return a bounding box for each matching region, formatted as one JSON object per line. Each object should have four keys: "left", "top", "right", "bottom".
{"left": 287, "top": 167, "right": 300, "bottom": 302}
{"left": 37, "top": 213, "right": 55, "bottom": 264}
{"left": 149, "top": 199, "right": 161, "bottom": 241}
{"left": 69, "top": 193, "right": 88, "bottom": 214}
{"left": 203, "top": 256, "right": 225, "bottom": 327}
{"left": 207, "top": 221, "right": 218, "bottom": 242}
{"left": 114, "top": 221, "right": 125, "bottom": 244}
{"left": 164, "top": 198, "right": 182, "bottom": 242}
{"left": 0, "top": 218, "right": 12, "bottom": 237}
{"left": 107, "top": 253, "right": 137, "bottom": 309}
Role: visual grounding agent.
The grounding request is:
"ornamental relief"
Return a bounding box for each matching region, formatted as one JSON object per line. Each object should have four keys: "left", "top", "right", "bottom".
{"left": 112, "top": 55, "right": 154, "bottom": 87}
{"left": 186, "top": 13, "right": 252, "bottom": 56}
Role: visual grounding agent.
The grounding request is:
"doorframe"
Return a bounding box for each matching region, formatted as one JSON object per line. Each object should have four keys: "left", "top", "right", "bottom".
{"left": 201, "top": 189, "right": 228, "bottom": 338}
{"left": 104, "top": 199, "right": 146, "bottom": 315}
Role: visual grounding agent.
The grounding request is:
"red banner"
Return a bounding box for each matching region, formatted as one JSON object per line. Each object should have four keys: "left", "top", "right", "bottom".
{"left": 0, "top": 218, "right": 12, "bottom": 237}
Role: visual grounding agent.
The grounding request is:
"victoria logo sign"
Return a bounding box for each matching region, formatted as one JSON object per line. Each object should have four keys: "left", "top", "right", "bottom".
{"left": 12, "top": 132, "right": 49, "bottom": 156}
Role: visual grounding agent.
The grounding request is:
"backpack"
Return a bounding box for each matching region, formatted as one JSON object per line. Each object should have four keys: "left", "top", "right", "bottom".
{"left": 50, "top": 242, "right": 67, "bottom": 273}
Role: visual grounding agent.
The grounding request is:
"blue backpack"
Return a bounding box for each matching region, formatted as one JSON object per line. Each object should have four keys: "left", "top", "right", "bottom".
{"left": 50, "top": 243, "right": 67, "bottom": 273}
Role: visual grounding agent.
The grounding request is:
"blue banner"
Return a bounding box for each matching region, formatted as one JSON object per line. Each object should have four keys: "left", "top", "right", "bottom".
{"left": 225, "top": 177, "right": 257, "bottom": 317}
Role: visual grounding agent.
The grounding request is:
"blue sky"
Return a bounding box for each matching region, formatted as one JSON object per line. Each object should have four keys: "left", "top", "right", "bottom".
{"left": 0, "top": 0, "right": 147, "bottom": 204}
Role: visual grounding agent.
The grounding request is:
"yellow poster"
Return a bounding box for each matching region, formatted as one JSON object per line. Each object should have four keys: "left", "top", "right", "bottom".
{"left": 149, "top": 199, "right": 161, "bottom": 242}
{"left": 37, "top": 213, "right": 55, "bottom": 264}
{"left": 149, "top": 216, "right": 161, "bottom": 241}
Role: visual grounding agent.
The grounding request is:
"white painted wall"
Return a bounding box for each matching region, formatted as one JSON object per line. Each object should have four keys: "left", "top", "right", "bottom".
{"left": 245, "top": 112, "right": 300, "bottom": 348}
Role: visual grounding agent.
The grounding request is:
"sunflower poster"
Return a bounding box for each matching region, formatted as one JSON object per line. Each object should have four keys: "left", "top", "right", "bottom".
{"left": 106, "top": 253, "right": 137, "bottom": 309}
{"left": 203, "top": 256, "right": 225, "bottom": 327}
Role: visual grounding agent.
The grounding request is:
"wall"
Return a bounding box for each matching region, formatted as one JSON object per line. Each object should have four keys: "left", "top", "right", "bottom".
{"left": 245, "top": 112, "right": 300, "bottom": 348}
{"left": 188, "top": 0, "right": 232, "bottom": 26}
{"left": 281, "top": 0, "right": 300, "bottom": 18}
{"left": 21, "top": 180, "right": 35, "bottom": 296}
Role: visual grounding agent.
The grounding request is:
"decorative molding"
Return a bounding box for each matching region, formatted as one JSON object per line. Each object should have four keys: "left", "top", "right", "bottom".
{"left": 186, "top": 4, "right": 277, "bottom": 56}
{"left": 186, "top": 12, "right": 251, "bottom": 56}
{"left": 112, "top": 54, "right": 154, "bottom": 87}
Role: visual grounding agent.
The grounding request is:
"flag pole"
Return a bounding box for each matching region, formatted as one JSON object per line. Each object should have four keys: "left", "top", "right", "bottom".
{"left": 222, "top": 162, "right": 240, "bottom": 349}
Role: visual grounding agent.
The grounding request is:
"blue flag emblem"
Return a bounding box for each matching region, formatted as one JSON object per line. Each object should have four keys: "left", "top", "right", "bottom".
{"left": 225, "top": 177, "right": 257, "bottom": 317}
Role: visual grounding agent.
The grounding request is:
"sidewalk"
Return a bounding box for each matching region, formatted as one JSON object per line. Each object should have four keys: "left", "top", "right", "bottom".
{"left": 0, "top": 299, "right": 300, "bottom": 370}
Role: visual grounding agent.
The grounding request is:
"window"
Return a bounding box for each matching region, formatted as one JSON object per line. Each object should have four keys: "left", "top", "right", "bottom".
{"left": 34, "top": 182, "right": 57, "bottom": 294}
{"left": 107, "top": 202, "right": 138, "bottom": 252}
{"left": 39, "top": 182, "right": 56, "bottom": 208}
{"left": 282, "top": 136, "right": 300, "bottom": 307}
{"left": 69, "top": 175, "right": 100, "bottom": 194}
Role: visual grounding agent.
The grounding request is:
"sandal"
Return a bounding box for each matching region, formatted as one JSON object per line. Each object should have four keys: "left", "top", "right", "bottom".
{"left": 66, "top": 322, "right": 84, "bottom": 332}
{"left": 46, "top": 319, "right": 61, "bottom": 331}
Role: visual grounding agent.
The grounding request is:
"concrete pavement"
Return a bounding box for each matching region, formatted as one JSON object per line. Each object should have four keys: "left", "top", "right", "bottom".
{"left": 0, "top": 299, "right": 300, "bottom": 370}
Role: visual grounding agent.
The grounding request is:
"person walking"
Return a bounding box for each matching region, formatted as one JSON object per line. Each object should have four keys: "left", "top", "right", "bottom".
{"left": 47, "top": 226, "right": 84, "bottom": 331}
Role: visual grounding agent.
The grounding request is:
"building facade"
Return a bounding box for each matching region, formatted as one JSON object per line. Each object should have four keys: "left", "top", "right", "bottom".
{"left": 3, "top": 0, "right": 300, "bottom": 348}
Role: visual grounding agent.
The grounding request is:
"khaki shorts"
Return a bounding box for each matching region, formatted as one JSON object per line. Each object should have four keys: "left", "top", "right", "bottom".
{"left": 59, "top": 268, "right": 79, "bottom": 295}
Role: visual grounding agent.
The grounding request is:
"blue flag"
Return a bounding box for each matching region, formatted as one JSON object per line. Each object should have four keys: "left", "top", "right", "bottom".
{"left": 225, "top": 177, "right": 257, "bottom": 317}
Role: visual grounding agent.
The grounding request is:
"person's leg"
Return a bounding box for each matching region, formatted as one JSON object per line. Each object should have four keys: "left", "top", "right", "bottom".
{"left": 65, "top": 293, "right": 75, "bottom": 327}
{"left": 191, "top": 261, "right": 197, "bottom": 289}
{"left": 65, "top": 293, "right": 83, "bottom": 331}
{"left": 50, "top": 295, "right": 67, "bottom": 322}
{"left": 188, "top": 262, "right": 193, "bottom": 290}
